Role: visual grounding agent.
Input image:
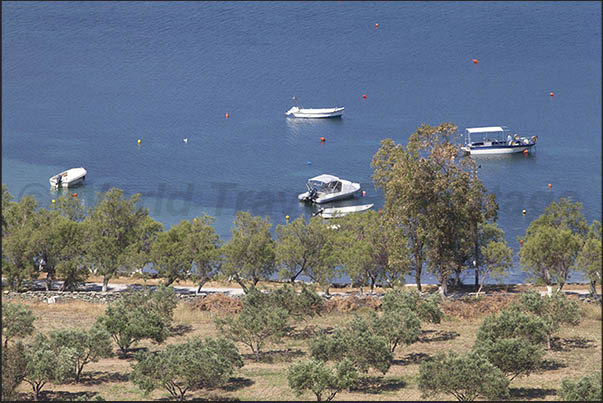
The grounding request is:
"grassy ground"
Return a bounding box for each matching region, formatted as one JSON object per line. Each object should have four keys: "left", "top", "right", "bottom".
{"left": 5, "top": 288, "right": 602, "bottom": 401}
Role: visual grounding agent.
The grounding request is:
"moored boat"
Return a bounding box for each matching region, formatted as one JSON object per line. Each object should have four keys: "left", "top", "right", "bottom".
{"left": 313, "top": 203, "right": 374, "bottom": 218}
{"left": 298, "top": 174, "right": 361, "bottom": 204}
{"left": 461, "top": 126, "right": 537, "bottom": 155}
{"left": 49, "top": 167, "right": 87, "bottom": 188}
{"left": 285, "top": 106, "right": 344, "bottom": 118}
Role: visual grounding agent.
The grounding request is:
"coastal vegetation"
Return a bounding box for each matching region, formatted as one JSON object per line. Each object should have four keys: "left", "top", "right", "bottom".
{"left": 2, "top": 122, "right": 601, "bottom": 401}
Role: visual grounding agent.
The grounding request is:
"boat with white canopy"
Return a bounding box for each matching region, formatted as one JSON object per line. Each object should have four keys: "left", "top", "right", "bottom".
{"left": 461, "top": 126, "right": 537, "bottom": 155}
{"left": 298, "top": 174, "right": 361, "bottom": 204}
{"left": 313, "top": 203, "right": 374, "bottom": 218}
{"left": 49, "top": 167, "right": 87, "bottom": 188}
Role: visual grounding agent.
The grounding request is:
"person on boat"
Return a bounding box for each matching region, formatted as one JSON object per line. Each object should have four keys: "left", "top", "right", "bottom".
{"left": 507, "top": 134, "right": 512, "bottom": 145}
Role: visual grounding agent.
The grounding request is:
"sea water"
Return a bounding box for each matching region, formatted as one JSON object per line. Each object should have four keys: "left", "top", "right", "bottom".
{"left": 2, "top": 1, "right": 601, "bottom": 284}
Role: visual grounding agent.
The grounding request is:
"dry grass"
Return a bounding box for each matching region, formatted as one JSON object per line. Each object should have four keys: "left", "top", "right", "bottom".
{"left": 4, "top": 290, "right": 602, "bottom": 401}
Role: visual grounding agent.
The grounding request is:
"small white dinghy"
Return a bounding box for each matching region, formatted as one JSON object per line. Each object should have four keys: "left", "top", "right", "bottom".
{"left": 285, "top": 106, "right": 344, "bottom": 118}
{"left": 49, "top": 167, "right": 87, "bottom": 188}
{"left": 313, "top": 203, "right": 374, "bottom": 219}
{"left": 285, "top": 96, "right": 344, "bottom": 118}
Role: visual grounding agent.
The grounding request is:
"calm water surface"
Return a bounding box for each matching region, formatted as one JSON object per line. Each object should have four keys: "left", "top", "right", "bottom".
{"left": 3, "top": 1, "right": 601, "bottom": 284}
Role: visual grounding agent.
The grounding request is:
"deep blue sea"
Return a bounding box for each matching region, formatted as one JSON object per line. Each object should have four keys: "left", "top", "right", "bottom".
{"left": 3, "top": 1, "right": 601, "bottom": 284}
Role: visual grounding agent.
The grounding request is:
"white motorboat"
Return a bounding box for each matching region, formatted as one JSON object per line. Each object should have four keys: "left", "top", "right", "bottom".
{"left": 313, "top": 203, "right": 374, "bottom": 218}
{"left": 461, "top": 126, "right": 537, "bottom": 155}
{"left": 49, "top": 167, "right": 87, "bottom": 188}
{"left": 298, "top": 174, "right": 362, "bottom": 204}
{"left": 285, "top": 106, "right": 344, "bottom": 118}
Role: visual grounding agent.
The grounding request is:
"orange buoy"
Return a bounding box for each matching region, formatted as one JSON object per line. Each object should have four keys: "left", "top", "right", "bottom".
{"left": 225, "top": 113, "right": 229, "bottom": 119}
{"left": 523, "top": 149, "right": 529, "bottom": 155}
{"left": 549, "top": 92, "right": 555, "bottom": 97}
{"left": 519, "top": 239, "right": 524, "bottom": 246}
{"left": 362, "top": 191, "right": 367, "bottom": 197}
{"left": 376, "top": 23, "right": 379, "bottom": 28}
{"left": 320, "top": 137, "right": 325, "bottom": 142}
{"left": 362, "top": 94, "right": 367, "bottom": 99}
{"left": 548, "top": 183, "right": 552, "bottom": 189}
{"left": 73, "top": 193, "right": 77, "bottom": 198}
{"left": 472, "top": 59, "right": 479, "bottom": 64}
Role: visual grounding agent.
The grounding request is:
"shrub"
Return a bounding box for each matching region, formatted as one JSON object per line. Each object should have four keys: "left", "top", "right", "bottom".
{"left": 130, "top": 336, "right": 243, "bottom": 401}
{"left": 215, "top": 288, "right": 290, "bottom": 360}
{"left": 381, "top": 288, "right": 443, "bottom": 323}
{"left": 559, "top": 372, "right": 602, "bottom": 401}
{"left": 418, "top": 351, "right": 510, "bottom": 401}
{"left": 2, "top": 302, "right": 35, "bottom": 347}
{"left": 288, "top": 359, "right": 357, "bottom": 402}
{"left": 2, "top": 341, "right": 27, "bottom": 401}
{"left": 49, "top": 325, "right": 113, "bottom": 382}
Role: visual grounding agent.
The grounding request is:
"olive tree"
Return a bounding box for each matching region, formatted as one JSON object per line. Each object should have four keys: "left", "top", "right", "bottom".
{"left": 519, "top": 198, "right": 588, "bottom": 294}
{"left": 577, "top": 220, "right": 601, "bottom": 299}
{"left": 473, "top": 308, "right": 548, "bottom": 380}
{"left": 96, "top": 287, "right": 176, "bottom": 355}
{"left": 288, "top": 359, "right": 357, "bottom": 402}
{"left": 49, "top": 325, "right": 113, "bottom": 382}
{"left": 381, "top": 287, "right": 443, "bottom": 324}
{"left": 2, "top": 341, "right": 27, "bottom": 401}
{"left": 84, "top": 188, "right": 160, "bottom": 292}
{"left": 221, "top": 211, "right": 276, "bottom": 293}
{"left": 559, "top": 372, "right": 602, "bottom": 401}
{"left": 214, "top": 288, "right": 290, "bottom": 360}
{"left": 337, "top": 210, "right": 411, "bottom": 293}
{"left": 24, "top": 334, "right": 76, "bottom": 400}
{"left": 418, "top": 351, "right": 510, "bottom": 401}
{"left": 130, "top": 336, "right": 243, "bottom": 401}
{"left": 515, "top": 291, "right": 582, "bottom": 349}
{"left": 310, "top": 315, "right": 393, "bottom": 374}
{"left": 188, "top": 215, "right": 222, "bottom": 293}
{"left": 2, "top": 302, "right": 35, "bottom": 348}
{"left": 475, "top": 223, "right": 513, "bottom": 297}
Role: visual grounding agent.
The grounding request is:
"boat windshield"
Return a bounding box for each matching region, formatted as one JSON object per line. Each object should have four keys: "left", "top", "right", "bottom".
{"left": 308, "top": 180, "right": 342, "bottom": 193}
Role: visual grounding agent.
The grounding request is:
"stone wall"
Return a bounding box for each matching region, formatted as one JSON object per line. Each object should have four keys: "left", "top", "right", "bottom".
{"left": 1, "top": 290, "right": 209, "bottom": 304}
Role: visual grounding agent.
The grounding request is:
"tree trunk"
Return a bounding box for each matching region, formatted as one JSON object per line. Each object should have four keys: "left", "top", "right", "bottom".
{"left": 476, "top": 281, "right": 484, "bottom": 299}
{"left": 415, "top": 256, "right": 423, "bottom": 292}
{"left": 439, "top": 281, "right": 447, "bottom": 297}
{"left": 546, "top": 285, "right": 553, "bottom": 296}
{"left": 323, "top": 283, "right": 330, "bottom": 296}
{"left": 196, "top": 277, "right": 209, "bottom": 294}
{"left": 589, "top": 280, "right": 600, "bottom": 300}
{"left": 102, "top": 276, "right": 109, "bottom": 293}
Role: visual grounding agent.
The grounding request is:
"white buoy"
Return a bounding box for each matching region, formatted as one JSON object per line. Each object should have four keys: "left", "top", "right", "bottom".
{"left": 183, "top": 138, "right": 188, "bottom": 143}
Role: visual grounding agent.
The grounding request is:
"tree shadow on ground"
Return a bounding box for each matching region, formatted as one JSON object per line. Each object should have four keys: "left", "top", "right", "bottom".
{"left": 171, "top": 323, "right": 194, "bottom": 337}
{"left": 77, "top": 370, "right": 130, "bottom": 385}
{"left": 287, "top": 325, "right": 322, "bottom": 340}
{"left": 419, "top": 330, "right": 460, "bottom": 343}
{"left": 243, "top": 348, "right": 306, "bottom": 363}
{"left": 116, "top": 346, "right": 149, "bottom": 360}
{"left": 550, "top": 336, "right": 595, "bottom": 352}
{"left": 39, "top": 390, "right": 101, "bottom": 401}
{"left": 220, "top": 377, "right": 255, "bottom": 392}
{"left": 539, "top": 358, "right": 568, "bottom": 371}
{"left": 509, "top": 387, "right": 557, "bottom": 399}
{"left": 392, "top": 352, "right": 431, "bottom": 366}
{"left": 158, "top": 395, "right": 240, "bottom": 401}
{"left": 349, "top": 375, "right": 407, "bottom": 394}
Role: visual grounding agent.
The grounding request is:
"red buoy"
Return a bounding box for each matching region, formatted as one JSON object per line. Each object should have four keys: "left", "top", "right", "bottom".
{"left": 472, "top": 59, "right": 479, "bottom": 64}
{"left": 73, "top": 193, "right": 77, "bottom": 198}
{"left": 549, "top": 92, "right": 555, "bottom": 97}
{"left": 225, "top": 113, "right": 229, "bottom": 119}
{"left": 320, "top": 137, "right": 325, "bottom": 142}
{"left": 548, "top": 183, "right": 552, "bottom": 189}
{"left": 362, "top": 94, "right": 367, "bottom": 99}
{"left": 523, "top": 149, "right": 529, "bottom": 155}
{"left": 376, "top": 23, "right": 379, "bottom": 28}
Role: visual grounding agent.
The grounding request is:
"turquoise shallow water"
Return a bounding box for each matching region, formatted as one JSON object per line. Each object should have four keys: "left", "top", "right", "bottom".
{"left": 2, "top": 1, "right": 601, "bottom": 284}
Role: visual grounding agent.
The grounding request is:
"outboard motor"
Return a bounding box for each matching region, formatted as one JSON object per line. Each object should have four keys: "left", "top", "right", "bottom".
{"left": 308, "top": 188, "right": 318, "bottom": 201}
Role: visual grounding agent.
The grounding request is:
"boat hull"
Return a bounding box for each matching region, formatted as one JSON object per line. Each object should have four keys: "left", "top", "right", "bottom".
{"left": 319, "top": 203, "right": 374, "bottom": 218}
{"left": 49, "top": 168, "right": 87, "bottom": 188}
{"left": 461, "top": 144, "right": 535, "bottom": 155}
{"left": 286, "top": 107, "right": 344, "bottom": 118}
{"left": 298, "top": 188, "right": 361, "bottom": 204}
